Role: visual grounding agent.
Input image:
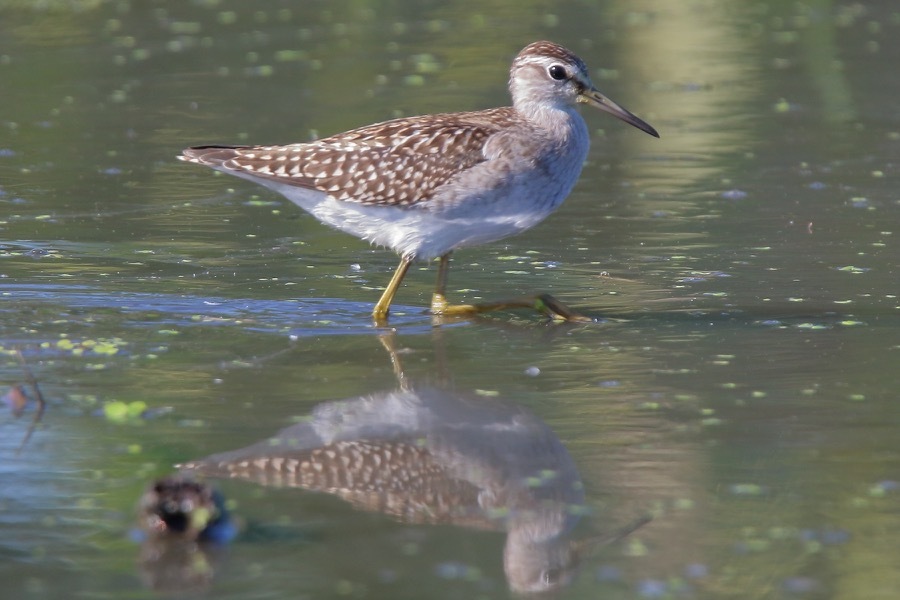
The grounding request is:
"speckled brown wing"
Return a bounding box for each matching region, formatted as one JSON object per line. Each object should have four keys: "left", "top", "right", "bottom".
{"left": 180, "top": 108, "right": 521, "bottom": 207}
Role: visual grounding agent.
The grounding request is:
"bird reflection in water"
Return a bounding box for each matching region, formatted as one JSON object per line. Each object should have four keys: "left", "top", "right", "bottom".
{"left": 177, "top": 334, "right": 649, "bottom": 594}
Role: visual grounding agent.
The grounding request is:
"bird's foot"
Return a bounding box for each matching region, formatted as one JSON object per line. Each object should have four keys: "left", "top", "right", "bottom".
{"left": 532, "top": 293, "right": 593, "bottom": 322}
{"left": 429, "top": 293, "right": 480, "bottom": 317}
{"left": 430, "top": 293, "right": 592, "bottom": 322}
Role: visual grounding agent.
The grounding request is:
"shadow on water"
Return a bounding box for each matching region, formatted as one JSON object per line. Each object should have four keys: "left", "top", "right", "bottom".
{"left": 136, "top": 333, "right": 650, "bottom": 595}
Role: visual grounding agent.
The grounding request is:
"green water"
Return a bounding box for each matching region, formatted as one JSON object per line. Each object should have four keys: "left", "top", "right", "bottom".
{"left": 1, "top": 1, "right": 898, "bottom": 598}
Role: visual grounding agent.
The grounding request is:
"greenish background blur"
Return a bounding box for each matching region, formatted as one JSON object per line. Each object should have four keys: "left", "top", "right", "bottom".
{"left": 1, "top": 1, "right": 897, "bottom": 598}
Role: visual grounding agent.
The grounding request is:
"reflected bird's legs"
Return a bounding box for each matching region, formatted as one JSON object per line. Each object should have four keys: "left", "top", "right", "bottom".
{"left": 376, "top": 330, "right": 409, "bottom": 390}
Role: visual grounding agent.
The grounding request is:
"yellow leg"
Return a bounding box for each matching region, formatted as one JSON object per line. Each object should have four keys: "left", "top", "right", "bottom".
{"left": 429, "top": 253, "right": 590, "bottom": 322}
{"left": 372, "top": 257, "right": 412, "bottom": 323}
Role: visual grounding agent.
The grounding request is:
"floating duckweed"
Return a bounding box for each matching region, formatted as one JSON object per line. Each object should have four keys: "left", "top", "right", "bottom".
{"left": 768, "top": 526, "right": 793, "bottom": 540}
{"left": 252, "top": 65, "right": 275, "bottom": 77}
{"left": 274, "top": 49, "right": 306, "bottom": 62}
{"left": 485, "top": 506, "right": 510, "bottom": 519}
{"left": 246, "top": 198, "right": 281, "bottom": 207}
{"left": 624, "top": 537, "right": 649, "bottom": 557}
{"left": 403, "top": 74, "right": 425, "bottom": 87}
{"left": 538, "top": 469, "right": 558, "bottom": 482}
{"left": 774, "top": 98, "right": 791, "bottom": 112}
{"left": 804, "top": 539, "right": 823, "bottom": 553}
{"left": 218, "top": 11, "right": 237, "bottom": 24}
{"left": 730, "top": 483, "right": 765, "bottom": 496}
{"left": 836, "top": 265, "right": 870, "bottom": 273}
{"left": 75, "top": 497, "right": 97, "bottom": 509}
{"left": 868, "top": 482, "right": 897, "bottom": 497}
{"left": 166, "top": 40, "right": 188, "bottom": 52}
{"left": 93, "top": 342, "right": 120, "bottom": 355}
{"left": 103, "top": 400, "right": 148, "bottom": 423}
{"left": 848, "top": 394, "right": 865, "bottom": 402}
{"left": 673, "top": 497, "right": 695, "bottom": 510}
{"left": 411, "top": 53, "right": 441, "bottom": 74}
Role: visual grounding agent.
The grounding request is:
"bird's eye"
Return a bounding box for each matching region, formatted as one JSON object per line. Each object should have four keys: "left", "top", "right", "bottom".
{"left": 548, "top": 65, "right": 567, "bottom": 81}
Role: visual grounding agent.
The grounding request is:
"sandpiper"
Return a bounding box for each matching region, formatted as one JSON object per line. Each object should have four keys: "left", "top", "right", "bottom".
{"left": 180, "top": 41, "right": 658, "bottom": 322}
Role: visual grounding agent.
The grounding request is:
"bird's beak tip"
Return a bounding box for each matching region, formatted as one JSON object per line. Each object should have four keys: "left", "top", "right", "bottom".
{"left": 582, "top": 88, "right": 659, "bottom": 139}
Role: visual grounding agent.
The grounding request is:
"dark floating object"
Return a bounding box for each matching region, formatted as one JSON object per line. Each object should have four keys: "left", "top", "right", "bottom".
{"left": 135, "top": 476, "right": 237, "bottom": 593}
{"left": 137, "top": 475, "right": 235, "bottom": 543}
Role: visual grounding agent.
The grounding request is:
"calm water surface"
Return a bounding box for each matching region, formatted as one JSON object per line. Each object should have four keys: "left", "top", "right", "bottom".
{"left": 1, "top": 1, "right": 898, "bottom": 598}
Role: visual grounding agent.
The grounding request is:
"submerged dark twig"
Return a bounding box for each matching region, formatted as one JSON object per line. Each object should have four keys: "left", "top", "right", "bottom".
{"left": 603, "top": 513, "right": 653, "bottom": 545}
{"left": 574, "top": 513, "right": 653, "bottom": 556}
{"left": 15, "top": 350, "right": 46, "bottom": 456}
